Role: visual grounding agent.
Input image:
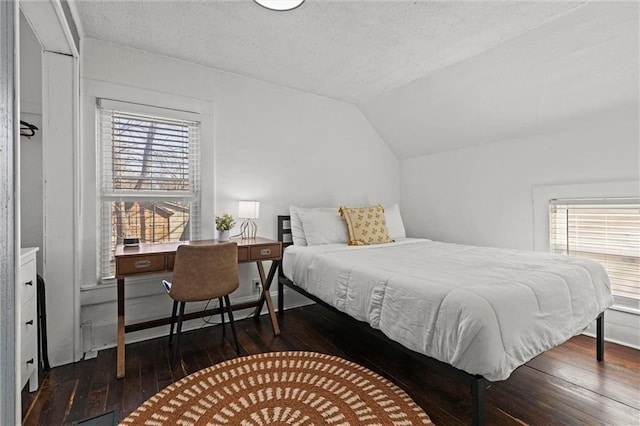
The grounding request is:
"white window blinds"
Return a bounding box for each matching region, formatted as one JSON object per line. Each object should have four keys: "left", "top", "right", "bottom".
{"left": 549, "top": 198, "right": 640, "bottom": 300}
{"left": 98, "top": 99, "right": 201, "bottom": 279}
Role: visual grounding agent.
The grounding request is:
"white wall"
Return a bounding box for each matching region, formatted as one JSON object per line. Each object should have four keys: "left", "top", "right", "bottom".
{"left": 78, "top": 38, "right": 399, "bottom": 352}
{"left": 401, "top": 105, "right": 639, "bottom": 248}
{"left": 19, "top": 12, "right": 41, "bottom": 115}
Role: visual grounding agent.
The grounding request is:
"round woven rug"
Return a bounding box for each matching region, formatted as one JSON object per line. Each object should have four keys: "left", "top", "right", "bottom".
{"left": 120, "top": 351, "right": 433, "bottom": 425}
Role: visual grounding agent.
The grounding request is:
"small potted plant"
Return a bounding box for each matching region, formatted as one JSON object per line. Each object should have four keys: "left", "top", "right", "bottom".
{"left": 215, "top": 213, "right": 235, "bottom": 241}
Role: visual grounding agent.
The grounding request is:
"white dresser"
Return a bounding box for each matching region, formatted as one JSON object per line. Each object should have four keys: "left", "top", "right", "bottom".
{"left": 17, "top": 247, "right": 39, "bottom": 395}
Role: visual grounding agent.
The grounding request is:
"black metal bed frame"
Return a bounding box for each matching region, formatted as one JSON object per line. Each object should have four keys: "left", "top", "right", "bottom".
{"left": 275, "top": 215, "right": 605, "bottom": 426}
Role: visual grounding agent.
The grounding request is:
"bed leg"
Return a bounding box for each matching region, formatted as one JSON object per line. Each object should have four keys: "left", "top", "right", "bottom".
{"left": 596, "top": 311, "right": 604, "bottom": 362}
{"left": 471, "top": 375, "right": 486, "bottom": 426}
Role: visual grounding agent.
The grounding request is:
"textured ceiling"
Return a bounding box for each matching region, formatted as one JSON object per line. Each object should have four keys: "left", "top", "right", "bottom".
{"left": 73, "top": 0, "right": 585, "bottom": 104}
{"left": 361, "top": 1, "right": 639, "bottom": 158}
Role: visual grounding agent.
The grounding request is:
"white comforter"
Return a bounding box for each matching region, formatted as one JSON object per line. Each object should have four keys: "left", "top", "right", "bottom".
{"left": 283, "top": 239, "right": 613, "bottom": 381}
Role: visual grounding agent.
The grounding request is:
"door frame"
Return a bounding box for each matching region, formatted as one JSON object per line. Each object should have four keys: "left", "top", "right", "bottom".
{"left": 0, "top": 0, "right": 17, "bottom": 424}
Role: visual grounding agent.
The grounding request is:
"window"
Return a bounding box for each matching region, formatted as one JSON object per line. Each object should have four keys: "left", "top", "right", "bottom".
{"left": 99, "top": 99, "right": 201, "bottom": 279}
{"left": 549, "top": 198, "right": 640, "bottom": 302}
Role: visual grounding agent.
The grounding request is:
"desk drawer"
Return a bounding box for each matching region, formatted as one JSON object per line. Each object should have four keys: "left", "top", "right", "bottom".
{"left": 117, "top": 255, "right": 166, "bottom": 276}
{"left": 166, "top": 254, "right": 175, "bottom": 271}
{"left": 249, "top": 244, "right": 281, "bottom": 261}
{"left": 237, "top": 246, "right": 249, "bottom": 262}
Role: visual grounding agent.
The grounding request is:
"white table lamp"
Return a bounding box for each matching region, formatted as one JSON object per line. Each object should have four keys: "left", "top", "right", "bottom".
{"left": 238, "top": 201, "right": 260, "bottom": 239}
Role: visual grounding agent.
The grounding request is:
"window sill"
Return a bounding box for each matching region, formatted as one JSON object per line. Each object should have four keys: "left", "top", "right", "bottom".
{"left": 610, "top": 303, "right": 640, "bottom": 316}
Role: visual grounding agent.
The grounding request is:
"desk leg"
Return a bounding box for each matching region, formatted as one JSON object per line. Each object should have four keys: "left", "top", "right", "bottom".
{"left": 117, "top": 278, "right": 125, "bottom": 379}
{"left": 263, "top": 289, "right": 280, "bottom": 336}
{"left": 278, "top": 277, "right": 284, "bottom": 314}
{"left": 256, "top": 261, "right": 281, "bottom": 336}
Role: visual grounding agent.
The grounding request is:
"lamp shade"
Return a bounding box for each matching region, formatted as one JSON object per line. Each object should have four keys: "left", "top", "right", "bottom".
{"left": 238, "top": 201, "right": 260, "bottom": 219}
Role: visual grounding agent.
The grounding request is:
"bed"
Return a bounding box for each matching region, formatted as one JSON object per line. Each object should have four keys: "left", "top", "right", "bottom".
{"left": 275, "top": 209, "right": 613, "bottom": 426}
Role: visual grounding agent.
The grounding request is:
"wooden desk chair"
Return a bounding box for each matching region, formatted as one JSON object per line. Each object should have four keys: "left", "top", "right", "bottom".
{"left": 162, "top": 243, "right": 240, "bottom": 368}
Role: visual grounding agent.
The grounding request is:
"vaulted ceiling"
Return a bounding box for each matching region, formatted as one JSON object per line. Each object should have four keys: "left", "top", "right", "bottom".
{"left": 73, "top": 0, "right": 639, "bottom": 159}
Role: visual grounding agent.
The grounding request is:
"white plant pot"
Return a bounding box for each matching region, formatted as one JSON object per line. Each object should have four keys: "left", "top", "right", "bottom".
{"left": 217, "top": 230, "right": 230, "bottom": 241}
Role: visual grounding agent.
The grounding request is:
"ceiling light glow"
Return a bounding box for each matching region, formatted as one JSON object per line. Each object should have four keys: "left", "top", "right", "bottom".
{"left": 254, "top": 0, "right": 305, "bottom": 12}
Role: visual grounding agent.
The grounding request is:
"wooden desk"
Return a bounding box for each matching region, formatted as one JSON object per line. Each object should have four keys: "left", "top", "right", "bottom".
{"left": 114, "top": 237, "right": 281, "bottom": 379}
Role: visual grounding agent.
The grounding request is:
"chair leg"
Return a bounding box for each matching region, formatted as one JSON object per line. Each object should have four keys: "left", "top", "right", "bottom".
{"left": 169, "top": 300, "right": 178, "bottom": 346}
{"left": 224, "top": 295, "right": 240, "bottom": 355}
{"left": 219, "top": 297, "right": 225, "bottom": 337}
{"left": 171, "top": 302, "right": 186, "bottom": 369}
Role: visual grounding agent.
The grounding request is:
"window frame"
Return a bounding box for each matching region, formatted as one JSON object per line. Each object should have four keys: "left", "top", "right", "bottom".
{"left": 97, "top": 99, "right": 202, "bottom": 282}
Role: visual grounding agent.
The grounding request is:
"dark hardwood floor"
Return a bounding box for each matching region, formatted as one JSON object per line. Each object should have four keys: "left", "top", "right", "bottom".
{"left": 22, "top": 304, "right": 640, "bottom": 425}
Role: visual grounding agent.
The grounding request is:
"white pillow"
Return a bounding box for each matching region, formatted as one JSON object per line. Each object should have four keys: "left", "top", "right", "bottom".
{"left": 298, "top": 208, "right": 348, "bottom": 246}
{"left": 289, "top": 206, "right": 342, "bottom": 246}
{"left": 385, "top": 204, "right": 406, "bottom": 239}
{"left": 289, "top": 205, "right": 307, "bottom": 246}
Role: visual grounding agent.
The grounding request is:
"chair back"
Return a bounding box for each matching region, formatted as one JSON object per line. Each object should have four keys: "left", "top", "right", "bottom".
{"left": 169, "top": 243, "right": 239, "bottom": 302}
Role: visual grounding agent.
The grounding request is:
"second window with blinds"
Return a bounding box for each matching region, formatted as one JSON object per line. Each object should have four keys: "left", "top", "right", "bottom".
{"left": 549, "top": 198, "right": 640, "bottom": 308}
{"left": 98, "top": 99, "right": 201, "bottom": 280}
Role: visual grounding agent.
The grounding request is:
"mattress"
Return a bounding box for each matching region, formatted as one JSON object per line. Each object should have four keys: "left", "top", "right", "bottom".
{"left": 283, "top": 238, "right": 613, "bottom": 381}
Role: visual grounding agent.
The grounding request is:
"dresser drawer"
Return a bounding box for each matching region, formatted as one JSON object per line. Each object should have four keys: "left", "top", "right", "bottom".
{"left": 117, "top": 254, "right": 166, "bottom": 276}
{"left": 18, "top": 248, "right": 39, "bottom": 395}
{"left": 20, "top": 337, "right": 37, "bottom": 389}
{"left": 18, "top": 258, "right": 36, "bottom": 306}
{"left": 19, "top": 298, "right": 37, "bottom": 345}
{"left": 249, "top": 244, "right": 281, "bottom": 261}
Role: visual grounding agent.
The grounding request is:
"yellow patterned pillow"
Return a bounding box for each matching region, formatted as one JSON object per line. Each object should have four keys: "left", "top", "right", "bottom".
{"left": 338, "top": 205, "right": 394, "bottom": 246}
